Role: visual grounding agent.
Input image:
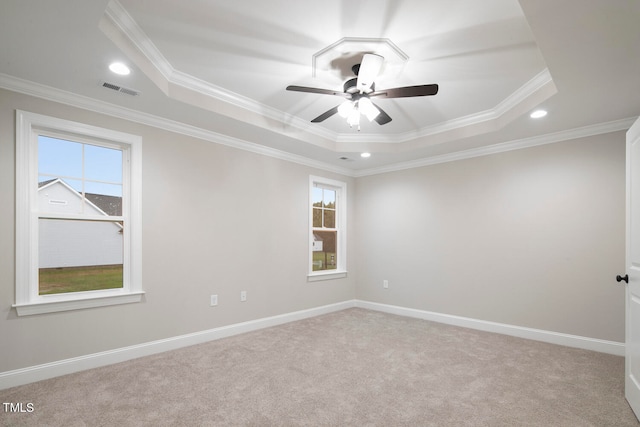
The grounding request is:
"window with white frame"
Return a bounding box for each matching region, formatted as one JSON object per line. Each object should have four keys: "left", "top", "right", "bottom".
{"left": 15, "top": 111, "right": 143, "bottom": 315}
{"left": 309, "top": 176, "right": 346, "bottom": 280}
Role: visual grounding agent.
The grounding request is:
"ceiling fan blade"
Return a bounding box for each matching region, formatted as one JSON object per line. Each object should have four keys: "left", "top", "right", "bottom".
{"left": 371, "top": 102, "right": 392, "bottom": 125}
{"left": 286, "top": 85, "right": 349, "bottom": 97}
{"left": 311, "top": 105, "right": 340, "bottom": 123}
{"left": 370, "top": 84, "right": 439, "bottom": 98}
{"left": 356, "top": 54, "right": 384, "bottom": 93}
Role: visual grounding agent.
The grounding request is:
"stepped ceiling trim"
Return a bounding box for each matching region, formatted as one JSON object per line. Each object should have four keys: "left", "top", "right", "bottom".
{"left": 100, "top": 0, "right": 556, "bottom": 152}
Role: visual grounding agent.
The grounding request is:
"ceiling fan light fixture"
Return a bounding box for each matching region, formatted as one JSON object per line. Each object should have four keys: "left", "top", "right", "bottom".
{"left": 338, "top": 101, "right": 355, "bottom": 118}
{"left": 347, "top": 108, "right": 361, "bottom": 127}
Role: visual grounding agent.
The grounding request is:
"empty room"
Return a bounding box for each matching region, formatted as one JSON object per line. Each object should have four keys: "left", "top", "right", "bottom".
{"left": 1, "top": 0, "right": 640, "bottom": 425}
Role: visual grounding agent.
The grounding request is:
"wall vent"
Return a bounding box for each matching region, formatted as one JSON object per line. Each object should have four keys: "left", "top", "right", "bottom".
{"left": 100, "top": 81, "right": 141, "bottom": 96}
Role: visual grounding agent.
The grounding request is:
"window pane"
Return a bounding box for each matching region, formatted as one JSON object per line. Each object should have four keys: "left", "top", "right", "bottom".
{"left": 84, "top": 190, "right": 123, "bottom": 216}
{"left": 312, "top": 230, "right": 337, "bottom": 271}
{"left": 312, "top": 187, "right": 323, "bottom": 208}
{"left": 38, "top": 218, "right": 123, "bottom": 295}
{"left": 85, "top": 181, "right": 122, "bottom": 198}
{"left": 38, "top": 178, "right": 83, "bottom": 214}
{"left": 323, "top": 209, "right": 335, "bottom": 228}
{"left": 323, "top": 189, "right": 336, "bottom": 209}
{"left": 84, "top": 144, "right": 122, "bottom": 183}
{"left": 39, "top": 265, "right": 123, "bottom": 296}
{"left": 38, "top": 137, "right": 123, "bottom": 216}
{"left": 38, "top": 136, "right": 82, "bottom": 180}
{"left": 37, "top": 180, "right": 123, "bottom": 217}
{"left": 313, "top": 207, "right": 323, "bottom": 228}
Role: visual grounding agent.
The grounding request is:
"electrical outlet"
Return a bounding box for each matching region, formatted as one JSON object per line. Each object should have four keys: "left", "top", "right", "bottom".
{"left": 383, "top": 280, "right": 389, "bottom": 289}
{"left": 210, "top": 294, "right": 218, "bottom": 306}
{"left": 240, "top": 291, "right": 247, "bottom": 302}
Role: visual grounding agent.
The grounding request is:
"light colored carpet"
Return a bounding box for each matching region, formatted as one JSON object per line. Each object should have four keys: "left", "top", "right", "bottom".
{"left": 1, "top": 308, "right": 638, "bottom": 426}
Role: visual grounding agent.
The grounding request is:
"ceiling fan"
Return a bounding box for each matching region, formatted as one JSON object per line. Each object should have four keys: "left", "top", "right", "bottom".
{"left": 286, "top": 54, "right": 439, "bottom": 130}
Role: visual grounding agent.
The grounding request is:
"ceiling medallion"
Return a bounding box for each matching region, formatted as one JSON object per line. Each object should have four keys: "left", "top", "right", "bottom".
{"left": 312, "top": 37, "right": 409, "bottom": 82}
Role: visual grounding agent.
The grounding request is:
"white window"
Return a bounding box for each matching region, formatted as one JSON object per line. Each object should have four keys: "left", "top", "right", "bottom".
{"left": 14, "top": 111, "right": 143, "bottom": 315}
{"left": 309, "top": 176, "right": 347, "bottom": 280}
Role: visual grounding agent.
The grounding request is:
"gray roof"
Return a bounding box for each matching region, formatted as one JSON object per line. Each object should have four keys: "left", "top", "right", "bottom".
{"left": 84, "top": 193, "right": 122, "bottom": 216}
{"left": 39, "top": 179, "right": 122, "bottom": 216}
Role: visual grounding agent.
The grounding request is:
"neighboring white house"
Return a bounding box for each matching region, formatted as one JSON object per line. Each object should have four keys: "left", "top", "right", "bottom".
{"left": 312, "top": 233, "right": 323, "bottom": 252}
{"left": 38, "top": 179, "right": 123, "bottom": 269}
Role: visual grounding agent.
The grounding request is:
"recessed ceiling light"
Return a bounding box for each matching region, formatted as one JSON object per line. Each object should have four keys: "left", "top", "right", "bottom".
{"left": 361, "top": 152, "right": 371, "bottom": 158}
{"left": 530, "top": 109, "right": 547, "bottom": 119}
{"left": 109, "top": 62, "right": 130, "bottom": 76}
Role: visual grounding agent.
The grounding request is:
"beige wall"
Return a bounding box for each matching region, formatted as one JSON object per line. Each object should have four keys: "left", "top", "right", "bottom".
{"left": 0, "top": 89, "right": 356, "bottom": 372}
{"left": 0, "top": 87, "right": 627, "bottom": 374}
{"left": 355, "top": 132, "right": 626, "bottom": 342}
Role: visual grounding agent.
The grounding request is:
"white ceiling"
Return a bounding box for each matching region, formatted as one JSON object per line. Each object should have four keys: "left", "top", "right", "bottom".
{"left": 1, "top": 0, "right": 639, "bottom": 174}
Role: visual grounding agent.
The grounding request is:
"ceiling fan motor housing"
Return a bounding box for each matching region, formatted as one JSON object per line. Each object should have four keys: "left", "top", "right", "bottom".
{"left": 344, "top": 77, "right": 374, "bottom": 94}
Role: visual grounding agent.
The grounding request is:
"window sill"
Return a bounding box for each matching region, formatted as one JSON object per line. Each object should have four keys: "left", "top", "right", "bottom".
{"left": 307, "top": 271, "right": 348, "bottom": 282}
{"left": 13, "top": 291, "right": 145, "bottom": 316}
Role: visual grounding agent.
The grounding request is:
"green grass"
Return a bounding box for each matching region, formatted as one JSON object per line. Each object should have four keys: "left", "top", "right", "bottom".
{"left": 312, "top": 252, "right": 337, "bottom": 271}
{"left": 39, "top": 264, "right": 123, "bottom": 295}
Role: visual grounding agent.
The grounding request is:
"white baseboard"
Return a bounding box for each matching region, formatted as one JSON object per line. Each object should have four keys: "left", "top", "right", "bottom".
{"left": 0, "top": 299, "right": 624, "bottom": 390}
{"left": 355, "top": 300, "right": 625, "bottom": 356}
{"left": 0, "top": 300, "right": 356, "bottom": 391}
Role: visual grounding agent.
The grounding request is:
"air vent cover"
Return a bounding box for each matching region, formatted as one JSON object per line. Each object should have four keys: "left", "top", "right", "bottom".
{"left": 100, "top": 81, "right": 141, "bottom": 96}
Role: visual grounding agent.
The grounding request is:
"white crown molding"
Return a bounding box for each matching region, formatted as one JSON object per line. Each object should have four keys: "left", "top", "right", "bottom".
{"left": 102, "top": 0, "right": 338, "bottom": 144}
{"left": 337, "top": 68, "right": 556, "bottom": 145}
{"left": 167, "top": 68, "right": 338, "bottom": 141}
{"left": 490, "top": 68, "right": 554, "bottom": 120}
{"left": 1, "top": 72, "right": 632, "bottom": 179}
{"left": 103, "top": 0, "right": 174, "bottom": 80}
{"left": 0, "top": 73, "right": 352, "bottom": 176}
{"left": 103, "top": 0, "right": 559, "bottom": 148}
{"left": 354, "top": 116, "right": 636, "bottom": 177}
